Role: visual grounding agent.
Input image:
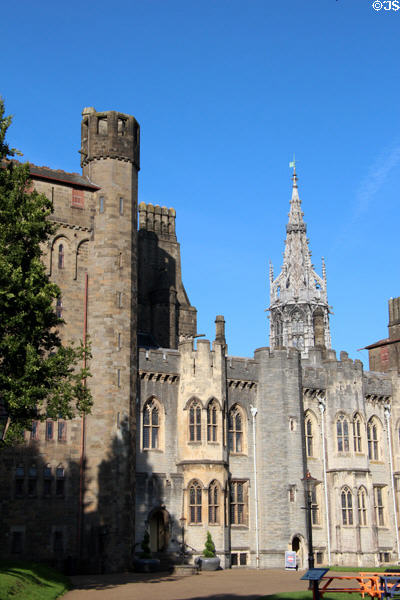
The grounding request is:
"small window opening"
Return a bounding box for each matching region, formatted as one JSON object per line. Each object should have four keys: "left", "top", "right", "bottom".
{"left": 58, "top": 244, "right": 64, "bottom": 269}
{"left": 56, "top": 297, "right": 63, "bottom": 319}
{"left": 31, "top": 420, "right": 39, "bottom": 440}
{"left": 44, "top": 465, "right": 52, "bottom": 496}
{"left": 58, "top": 420, "right": 66, "bottom": 442}
{"left": 118, "top": 118, "right": 126, "bottom": 136}
{"left": 46, "top": 420, "right": 54, "bottom": 441}
{"left": 98, "top": 117, "right": 108, "bottom": 135}
{"left": 28, "top": 465, "right": 37, "bottom": 496}
{"left": 117, "top": 369, "right": 121, "bottom": 387}
{"left": 119, "top": 197, "right": 124, "bottom": 215}
{"left": 56, "top": 466, "right": 65, "bottom": 497}
{"left": 15, "top": 465, "right": 24, "bottom": 496}
{"left": 99, "top": 196, "right": 105, "bottom": 213}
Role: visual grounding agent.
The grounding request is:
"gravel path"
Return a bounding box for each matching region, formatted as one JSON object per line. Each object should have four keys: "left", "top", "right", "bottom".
{"left": 65, "top": 568, "right": 308, "bottom": 600}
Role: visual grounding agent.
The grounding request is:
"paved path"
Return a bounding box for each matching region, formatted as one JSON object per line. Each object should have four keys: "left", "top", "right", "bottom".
{"left": 66, "top": 568, "right": 308, "bottom": 600}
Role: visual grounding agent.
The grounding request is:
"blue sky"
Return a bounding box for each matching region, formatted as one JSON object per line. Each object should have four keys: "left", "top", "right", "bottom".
{"left": 2, "top": 0, "right": 399, "bottom": 364}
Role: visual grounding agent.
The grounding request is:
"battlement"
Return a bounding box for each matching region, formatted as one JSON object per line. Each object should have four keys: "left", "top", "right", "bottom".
{"left": 138, "top": 202, "right": 176, "bottom": 239}
{"left": 227, "top": 355, "right": 258, "bottom": 382}
{"left": 80, "top": 107, "right": 140, "bottom": 168}
{"left": 302, "top": 347, "right": 363, "bottom": 371}
{"left": 363, "top": 371, "right": 392, "bottom": 400}
{"left": 138, "top": 346, "right": 180, "bottom": 375}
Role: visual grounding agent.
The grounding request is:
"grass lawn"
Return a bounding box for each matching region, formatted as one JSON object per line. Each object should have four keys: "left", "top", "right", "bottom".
{"left": 261, "top": 593, "right": 362, "bottom": 600}
{"left": 0, "top": 560, "right": 71, "bottom": 600}
{"left": 328, "top": 566, "right": 400, "bottom": 573}
{"left": 261, "top": 567, "right": 400, "bottom": 600}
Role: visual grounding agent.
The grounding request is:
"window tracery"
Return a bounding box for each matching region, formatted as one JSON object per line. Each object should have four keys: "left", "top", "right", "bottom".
{"left": 368, "top": 418, "right": 379, "bottom": 460}
{"left": 207, "top": 401, "right": 218, "bottom": 442}
{"left": 143, "top": 398, "right": 160, "bottom": 449}
{"left": 208, "top": 480, "right": 219, "bottom": 524}
{"left": 228, "top": 405, "right": 243, "bottom": 453}
{"left": 189, "top": 400, "right": 202, "bottom": 442}
{"left": 189, "top": 480, "right": 202, "bottom": 524}
{"left": 341, "top": 487, "right": 353, "bottom": 525}
{"left": 337, "top": 414, "right": 349, "bottom": 452}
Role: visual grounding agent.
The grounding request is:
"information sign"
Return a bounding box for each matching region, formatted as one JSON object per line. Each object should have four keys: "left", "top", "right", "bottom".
{"left": 285, "top": 551, "right": 297, "bottom": 570}
{"left": 301, "top": 568, "right": 329, "bottom": 581}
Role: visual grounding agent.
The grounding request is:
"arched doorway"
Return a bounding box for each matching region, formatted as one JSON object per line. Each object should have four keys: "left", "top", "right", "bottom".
{"left": 291, "top": 535, "right": 305, "bottom": 570}
{"left": 148, "top": 508, "right": 170, "bottom": 552}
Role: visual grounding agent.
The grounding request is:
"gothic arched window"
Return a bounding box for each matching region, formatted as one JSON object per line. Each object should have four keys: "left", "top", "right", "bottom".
{"left": 357, "top": 487, "right": 367, "bottom": 526}
{"left": 189, "top": 400, "right": 202, "bottom": 442}
{"left": 58, "top": 244, "right": 64, "bottom": 269}
{"left": 228, "top": 405, "right": 243, "bottom": 453}
{"left": 189, "top": 480, "right": 202, "bottom": 524}
{"left": 208, "top": 480, "right": 219, "bottom": 524}
{"left": 305, "top": 415, "right": 314, "bottom": 457}
{"left": 207, "top": 401, "right": 218, "bottom": 442}
{"left": 341, "top": 487, "right": 353, "bottom": 525}
{"left": 353, "top": 414, "right": 362, "bottom": 453}
{"left": 337, "top": 414, "right": 349, "bottom": 452}
{"left": 368, "top": 418, "right": 379, "bottom": 460}
{"left": 143, "top": 398, "right": 160, "bottom": 449}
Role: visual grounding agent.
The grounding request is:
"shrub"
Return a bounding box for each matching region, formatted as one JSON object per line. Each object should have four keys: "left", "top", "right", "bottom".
{"left": 203, "top": 531, "right": 216, "bottom": 558}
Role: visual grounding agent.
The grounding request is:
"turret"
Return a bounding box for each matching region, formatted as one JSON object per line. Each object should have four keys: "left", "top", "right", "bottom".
{"left": 79, "top": 107, "right": 140, "bottom": 571}
{"left": 80, "top": 107, "right": 140, "bottom": 168}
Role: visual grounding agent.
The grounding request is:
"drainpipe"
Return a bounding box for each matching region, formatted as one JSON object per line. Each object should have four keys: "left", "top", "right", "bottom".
{"left": 250, "top": 405, "right": 260, "bottom": 568}
{"left": 384, "top": 405, "right": 400, "bottom": 562}
{"left": 318, "top": 397, "right": 331, "bottom": 566}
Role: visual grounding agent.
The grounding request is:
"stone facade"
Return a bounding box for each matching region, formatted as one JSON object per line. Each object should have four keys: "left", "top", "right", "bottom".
{"left": 0, "top": 108, "right": 399, "bottom": 572}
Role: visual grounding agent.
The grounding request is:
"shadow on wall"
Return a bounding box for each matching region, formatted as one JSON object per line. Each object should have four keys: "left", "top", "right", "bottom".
{"left": 138, "top": 230, "right": 179, "bottom": 349}
{"left": 0, "top": 413, "right": 181, "bottom": 574}
{"left": 0, "top": 416, "right": 135, "bottom": 574}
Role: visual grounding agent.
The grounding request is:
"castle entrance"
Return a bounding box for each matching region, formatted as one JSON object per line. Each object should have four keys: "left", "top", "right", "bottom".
{"left": 291, "top": 535, "right": 305, "bottom": 570}
{"left": 148, "top": 508, "right": 170, "bottom": 552}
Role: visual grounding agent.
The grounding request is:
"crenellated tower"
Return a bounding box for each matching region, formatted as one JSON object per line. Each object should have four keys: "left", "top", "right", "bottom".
{"left": 80, "top": 107, "right": 140, "bottom": 571}
{"left": 268, "top": 164, "right": 331, "bottom": 356}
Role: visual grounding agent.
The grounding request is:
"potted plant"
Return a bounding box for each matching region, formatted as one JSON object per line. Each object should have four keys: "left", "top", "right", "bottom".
{"left": 133, "top": 531, "right": 160, "bottom": 572}
{"left": 199, "top": 532, "right": 220, "bottom": 571}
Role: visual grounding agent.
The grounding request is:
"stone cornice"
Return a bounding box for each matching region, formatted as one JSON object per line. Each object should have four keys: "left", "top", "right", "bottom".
{"left": 228, "top": 379, "right": 257, "bottom": 390}
{"left": 139, "top": 370, "right": 179, "bottom": 384}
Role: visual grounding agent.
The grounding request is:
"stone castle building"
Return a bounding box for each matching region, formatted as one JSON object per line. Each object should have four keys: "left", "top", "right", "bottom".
{"left": 0, "top": 107, "right": 399, "bottom": 572}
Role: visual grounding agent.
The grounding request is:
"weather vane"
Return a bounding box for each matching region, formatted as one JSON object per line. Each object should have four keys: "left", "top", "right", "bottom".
{"left": 289, "top": 154, "right": 296, "bottom": 171}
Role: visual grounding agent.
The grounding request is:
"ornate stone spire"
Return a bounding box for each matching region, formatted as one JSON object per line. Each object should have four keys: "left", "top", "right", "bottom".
{"left": 268, "top": 163, "right": 331, "bottom": 356}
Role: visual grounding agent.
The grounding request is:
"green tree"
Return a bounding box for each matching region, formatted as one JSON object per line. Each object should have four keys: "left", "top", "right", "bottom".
{"left": 0, "top": 99, "right": 92, "bottom": 444}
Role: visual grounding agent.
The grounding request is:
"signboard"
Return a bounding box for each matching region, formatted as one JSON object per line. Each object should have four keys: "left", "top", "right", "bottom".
{"left": 301, "top": 568, "right": 329, "bottom": 581}
{"left": 285, "top": 551, "right": 297, "bottom": 570}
